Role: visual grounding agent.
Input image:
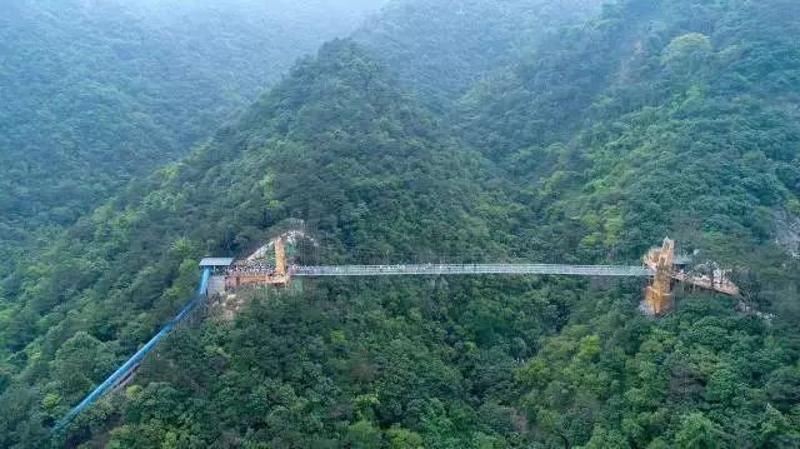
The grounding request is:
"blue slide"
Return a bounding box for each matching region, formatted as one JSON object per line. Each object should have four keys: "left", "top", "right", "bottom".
{"left": 55, "top": 267, "right": 212, "bottom": 431}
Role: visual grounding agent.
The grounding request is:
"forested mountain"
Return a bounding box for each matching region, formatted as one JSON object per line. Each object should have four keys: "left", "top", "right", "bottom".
{"left": 0, "top": 0, "right": 384, "bottom": 265}
{"left": 1, "top": 0, "right": 799, "bottom": 448}
{"left": 353, "top": 0, "right": 603, "bottom": 108}
{"left": 456, "top": 0, "right": 800, "bottom": 282}
{"left": 0, "top": 39, "right": 506, "bottom": 448}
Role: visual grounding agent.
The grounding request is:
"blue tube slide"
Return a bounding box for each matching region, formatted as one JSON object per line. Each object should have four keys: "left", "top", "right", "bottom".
{"left": 54, "top": 267, "right": 211, "bottom": 431}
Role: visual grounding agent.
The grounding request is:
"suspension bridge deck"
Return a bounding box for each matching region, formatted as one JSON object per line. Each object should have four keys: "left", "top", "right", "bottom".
{"left": 293, "top": 264, "right": 654, "bottom": 277}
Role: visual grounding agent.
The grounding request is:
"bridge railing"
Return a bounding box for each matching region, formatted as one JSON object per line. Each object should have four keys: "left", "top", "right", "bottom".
{"left": 293, "top": 264, "right": 654, "bottom": 277}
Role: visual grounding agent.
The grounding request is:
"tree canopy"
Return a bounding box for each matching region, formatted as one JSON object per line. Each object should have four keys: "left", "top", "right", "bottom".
{"left": 0, "top": 1, "right": 798, "bottom": 448}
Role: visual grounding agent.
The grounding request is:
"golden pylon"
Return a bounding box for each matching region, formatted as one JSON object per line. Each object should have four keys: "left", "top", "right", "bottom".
{"left": 643, "top": 237, "right": 675, "bottom": 316}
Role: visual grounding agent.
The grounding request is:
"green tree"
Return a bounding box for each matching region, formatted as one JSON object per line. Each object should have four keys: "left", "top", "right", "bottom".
{"left": 674, "top": 413, "right": 725, "bottom": 449}
{"left": 347, "top": 420, "right": 384, "bottom": 449}
{"left": 51, "top": 332, "right": 114, "bottom": 400}
{"left": 387, "top": 426, "right": 424, "bottom": 449}
{"left": 662, "top": 33, "right": 714, "bottom": 78}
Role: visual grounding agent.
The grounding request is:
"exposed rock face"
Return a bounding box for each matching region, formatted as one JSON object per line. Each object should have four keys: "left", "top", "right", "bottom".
{"left": 209, "top": 292, "right": 248, "bottom": 322}
{"left": 775, "top": 210, "right": 800, "bottom": 258}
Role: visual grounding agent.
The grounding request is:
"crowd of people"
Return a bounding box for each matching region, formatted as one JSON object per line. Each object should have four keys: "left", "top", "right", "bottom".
{"left": 227, "top": 261, "right": 276, "bottom": 276}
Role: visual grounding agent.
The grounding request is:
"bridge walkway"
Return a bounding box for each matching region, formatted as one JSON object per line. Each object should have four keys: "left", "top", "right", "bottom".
{"left": 293, "top": 264, "right": 654, "bottom": 277}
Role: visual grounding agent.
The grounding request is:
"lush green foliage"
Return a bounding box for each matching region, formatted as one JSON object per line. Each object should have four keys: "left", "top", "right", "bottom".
{"left": 102, "top": 284, "right": 800, "bottom": 448}
{"left": 0, "top": 40, "right": 505, "bottom": 448}
{"left": 0, "top": 0, "right": 384, "bottom": 270}
{"left": 1, "top": 0, "right": 799, "bottom": 448}
{"left": 103, "top": 278, "right": 593, "bottom": 448}
{"left": 353, "top": 0, "right": 602, "bottom": 109}
{"left": 457, "top": 0, "right": 800, "bottom": 264}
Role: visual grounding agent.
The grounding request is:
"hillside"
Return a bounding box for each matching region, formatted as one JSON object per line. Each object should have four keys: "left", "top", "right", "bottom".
{"left": 353, "top": 0, "right": 603, "bottom": 108}
{"left": 0, "top": 40, "right": 508, "bottom": 448}
{"left": 452, "top": 0, "right": 800, "bottom": 276}
{"left": 0, "top": 0, "right": 384, "bottom": 268}
{"left": 1, "top": 0, "right": 799, "bottom": 448}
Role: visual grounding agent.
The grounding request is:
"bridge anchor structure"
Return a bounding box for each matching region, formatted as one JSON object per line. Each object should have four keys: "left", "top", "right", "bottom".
{"left": 640, "top": 237, "right": 740, "bottom": 316}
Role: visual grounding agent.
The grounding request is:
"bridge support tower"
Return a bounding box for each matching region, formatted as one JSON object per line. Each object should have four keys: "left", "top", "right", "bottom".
{"left": 269, "top": 236, "right": 290, "bottom": 286}
{"left": 643, "top": 238, "right": 675, "bottom": 316}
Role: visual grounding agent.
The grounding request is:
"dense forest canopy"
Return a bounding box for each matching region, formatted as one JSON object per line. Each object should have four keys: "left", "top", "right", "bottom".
{"left": 456, "top": 0, "right": 800, "bottom": 260}
{"left": 353, "top": 0, "right": 603, "bottom": 108}
{"left": 0, "top": 0, "right": 799, "bottom": 448}
{"left": 0, "top": 0, "right": 385, "bottom": 269}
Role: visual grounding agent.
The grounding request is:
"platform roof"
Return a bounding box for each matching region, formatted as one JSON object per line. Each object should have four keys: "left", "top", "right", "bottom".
{"left": 199, "top": 257, "right": 235, "bottom": 267}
